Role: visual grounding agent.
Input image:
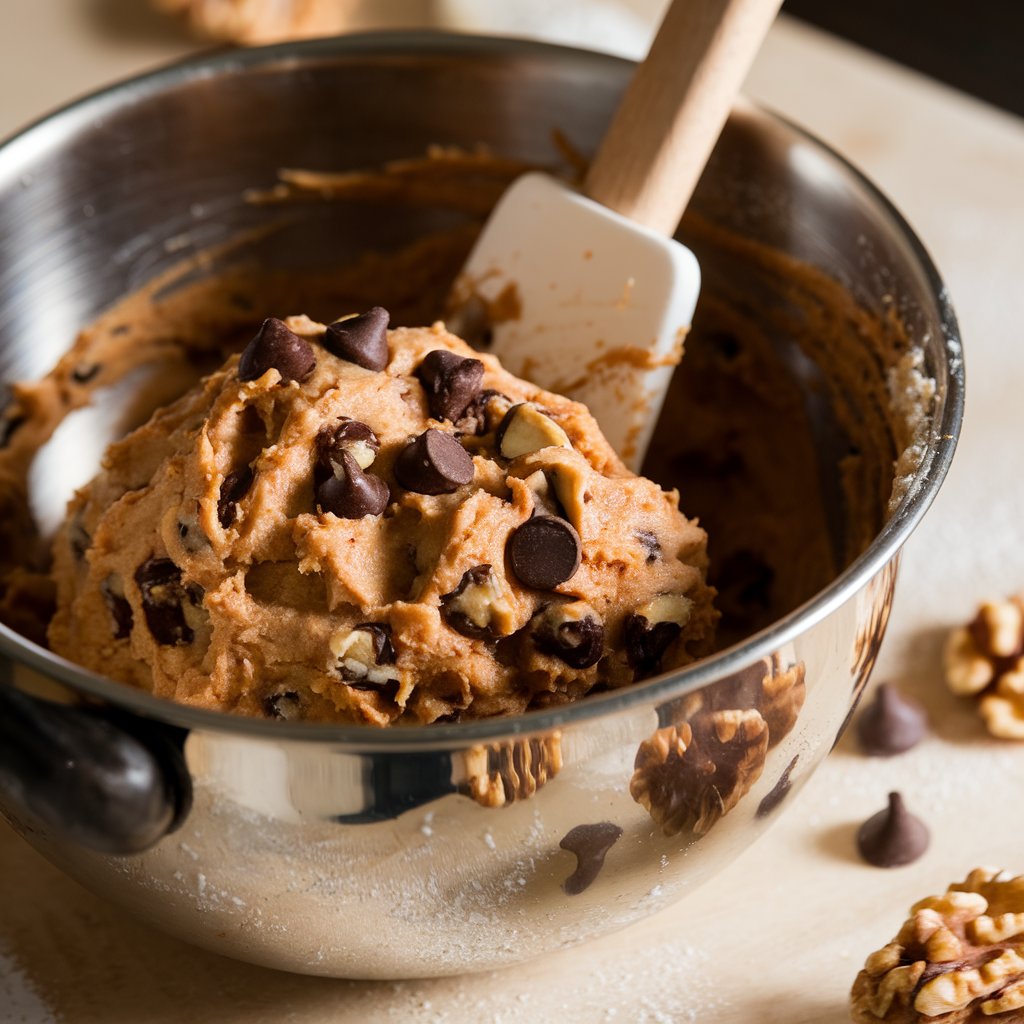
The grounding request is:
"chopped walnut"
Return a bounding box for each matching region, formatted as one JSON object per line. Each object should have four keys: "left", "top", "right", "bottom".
{"left": 944, "top": 595, "right": 1024, "bottom": 739}
{"left": 851, "top": 868, "right": 1024, "bottom": 1022}
{"left": 459, "top": 734, "right": 563, "bottom": 808}
{"left": 154, "top": 0, "right": 357, "bottom": 44}
{"left": 630, "top": 708, "right": 768, "bottom": 836}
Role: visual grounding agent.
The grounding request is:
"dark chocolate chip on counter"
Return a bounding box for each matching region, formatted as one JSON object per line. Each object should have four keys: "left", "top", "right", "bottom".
{"left": 238, "top": 317, "right": 316, "bottom": 383}
{"left": 323, "top": 306, "right": 390, "bottom": 371}
{"left": 316, "top": 450, "right": 390, "bottom": 519}
{"left": 856, "top": 683, "right": 928, "bottom": 756}
{"left": 623, "top": 615, "right": 682, "bottom": 677}
{"left": 856, "top": 684, "right": 929, "bottom": 757}
{"left": 856, "top": 792, "right": 930, "bottom": 868}
{"left": 394, "top": 428, "right": 474, "bottom": 495}
{"left": 217, "top": 465, "right": 255, "bottom": 528}
{"left": 756, "top": 755, "right": 799, "bottom": 818}
{"left": 417, "top": 349, "right": 485, "bottom": 422}
{"left": 507, "top": 516, "right": 581, "bottom": 590}
{"left": 134, "top": 557, "right": 194, "bottom": 646}
{"left": 100, "top": 578, "right": 133, "bottom": 639}
{"left": 560, "top": 822, "right": 623, "bottom": 895}
{"left": 532, "top": 604, "right": 604, "bottom": 668}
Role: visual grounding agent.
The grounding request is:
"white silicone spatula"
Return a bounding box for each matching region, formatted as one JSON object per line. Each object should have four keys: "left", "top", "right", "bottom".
{"left": 452, "top": 0, "right": 782, "bottom": 470}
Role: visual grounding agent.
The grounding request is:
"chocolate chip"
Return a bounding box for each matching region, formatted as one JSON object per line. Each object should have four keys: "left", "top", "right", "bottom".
{"left": 217, "top": 465, "right": 255, "bottom": 528}
{"left": 264, "top": 690, "right": 302, "bottom": 720}
{"left": 856, "top": 684, "right": 928, "bottom": 756}
{"left": 559, "top": 822, "right": 623, "bottom": 895}
{"left": 71, "top": 363, "right": 101, "bottom": 384}
{"left": 101, "top": 578, "right": 133, "bottom": 639}
{"left": 69, "top": 510, "right": 91, "bottom": 560}
{"left": 417, "top": 349, "right": 485, "bottom": 422}
{"left": 354, "top": 622, "right": 396, "bottom": 665}
{"left": 532, "top": 604, "right": 604, "bottom": 668}
{"left": 756, "top": 755, "right": 799, "bottom": 818}
{"left": 238, "top": 318, "right": 316, "bottom": 383}
{"left": 856, "top": 792, "right": 930, "bottom": 868}
{"left": 394, "top": 428, "right": 474, "bottom": 495}
{"left": 455, "top": 389, "right": 512, "bottom": 436}
{"left": 134, "top": 557, "right": 193, "bottom": 646}
{"left": 637, "top": 530, "right": 661, "bottom": 564}
{"left": 440, "top": 565, "right": 508, "bottom": 640}
{"left": 0, "top": 391, "right": 25, "bottom": 449}
{"left": 323, "top": 306, "right": 390, "bottom": 371}
{"left": 623, "top": 615, "right": 682, "bottom": 677}
{"left": 316, "top": 450, "right": 389, "bottom": 518}
{"left": 314, "top": 419, "right": 380, "bottom": 484}
{"left": 508, "top": 516, "right": 581, "bottom": 590}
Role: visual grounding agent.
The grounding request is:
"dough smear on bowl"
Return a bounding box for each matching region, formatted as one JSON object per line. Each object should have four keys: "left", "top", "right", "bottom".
{"left": 48, "top": 312, "right": 716, "bottom": 725}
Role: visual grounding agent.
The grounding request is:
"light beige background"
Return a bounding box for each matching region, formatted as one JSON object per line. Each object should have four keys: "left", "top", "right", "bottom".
{"left": 2, "top": 4, "right": 1024, "bottom": 1022}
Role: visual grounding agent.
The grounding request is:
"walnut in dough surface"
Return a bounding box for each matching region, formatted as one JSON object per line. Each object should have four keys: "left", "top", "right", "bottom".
{"left": 49, "top": 314, "right": 715, "bottom": 725}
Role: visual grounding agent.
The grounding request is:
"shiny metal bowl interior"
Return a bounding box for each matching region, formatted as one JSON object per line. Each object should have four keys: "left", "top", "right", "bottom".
{"left": 0, "top": 34, "right": 962, "bottom": 977}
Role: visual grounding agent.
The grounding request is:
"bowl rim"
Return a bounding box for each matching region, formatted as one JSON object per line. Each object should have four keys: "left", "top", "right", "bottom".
{"left": 0, "top": 30, "right": 965, "bottom": 749}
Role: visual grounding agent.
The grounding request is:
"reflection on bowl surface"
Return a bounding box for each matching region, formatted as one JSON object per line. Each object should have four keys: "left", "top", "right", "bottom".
{"left": 0, "top": 34, "right": 961, "bottom": 977}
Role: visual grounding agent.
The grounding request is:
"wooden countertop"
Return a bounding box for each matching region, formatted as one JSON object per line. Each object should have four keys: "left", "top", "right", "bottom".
{"left": 3, "top": 9, "right": 1024, "bottom": 1023}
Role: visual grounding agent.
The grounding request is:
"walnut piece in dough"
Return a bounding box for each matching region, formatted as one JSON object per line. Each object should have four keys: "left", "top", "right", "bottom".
{"left": 851, "top": 868, "right": 1024, "bottom": 1022}
{"left": 49, "top": 316, "right": 716, "bottom": 725}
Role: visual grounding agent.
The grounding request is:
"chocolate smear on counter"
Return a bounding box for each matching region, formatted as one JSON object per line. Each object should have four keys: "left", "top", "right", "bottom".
{"left": 238, "top": 317, "right": 316, "bottom": 383}
{"left": 623, "top": 615, "right": 682, "bottom": 677}
{"left": 134, "top": 557, "right": 194, "bottom": 646}
{"left": 533, "top": 606, "right": 604, "bottom": 669}
{"left": 856, "top": 792, "right": 929, "bottom": 868}
{"left": 394, "top": 428, "right": 474, "bottom": 495}
{"left": 316, "top": 450, "right": 389, "bottom": 519}
{"left": 508, "top": 516, "right": 581, "bottom": 590}
{"left": 323, "top": 306, "right": 390, "bottom": 371}
{"left": 856, "top": 683, "right": 928, "bottom": 756}
{"left": 217, "top": 465, "right": 255, "bottom": 528}
{"left": 560, "top": 822, "right": 623, "bottom": 895}
{"left": 417, "top": 349, "right": 485, "bottom": 422}
{"left": 100, "top": 578, "right": 133, "bottom": 639}
{"left": 756, "top": 755, "right": 799, "bottom": 818}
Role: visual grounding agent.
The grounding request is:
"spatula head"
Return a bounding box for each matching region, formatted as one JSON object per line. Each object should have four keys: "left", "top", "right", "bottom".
{"left": 452, "top": 172, "right": 700, "bottom": 470}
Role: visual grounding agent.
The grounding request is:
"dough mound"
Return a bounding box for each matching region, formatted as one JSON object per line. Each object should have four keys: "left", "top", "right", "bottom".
{"left": 49, "top": 315, "right": 716, "bottom": 725}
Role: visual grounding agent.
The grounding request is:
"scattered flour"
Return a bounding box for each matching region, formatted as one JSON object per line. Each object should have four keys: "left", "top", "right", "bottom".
{"left": 0, "top": 946, "right": 56, "bottom": 1024}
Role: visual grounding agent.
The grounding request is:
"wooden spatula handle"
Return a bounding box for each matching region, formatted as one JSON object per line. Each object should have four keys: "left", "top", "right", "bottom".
{"left": 583, "top": 0, "right": 782, "bottom": 235}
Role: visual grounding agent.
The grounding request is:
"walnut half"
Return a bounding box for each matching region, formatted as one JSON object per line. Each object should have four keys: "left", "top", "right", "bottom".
{"left": 944, "top": 595, "right": 1024, "bottom": 739}
{"left": 630, "top": 708, "right": 768, "bottom": 836}
{"left": 851, "top": 868, "right": 1024, "bottom": 1022}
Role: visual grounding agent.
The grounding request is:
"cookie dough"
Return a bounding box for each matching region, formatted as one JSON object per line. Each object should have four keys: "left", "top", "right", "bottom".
{"left": 48, "top": 312, "right": 716, "bottom": 725}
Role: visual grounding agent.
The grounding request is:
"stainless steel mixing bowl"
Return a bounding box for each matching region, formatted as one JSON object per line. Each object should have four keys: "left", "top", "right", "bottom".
{"left": 0, "top": 33, "right": 962, "bottom": 978}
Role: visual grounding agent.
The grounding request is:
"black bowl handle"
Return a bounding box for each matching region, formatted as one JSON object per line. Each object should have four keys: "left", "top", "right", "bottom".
{"left": 0, "top": 683, "right": 191, "bottom": 855}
